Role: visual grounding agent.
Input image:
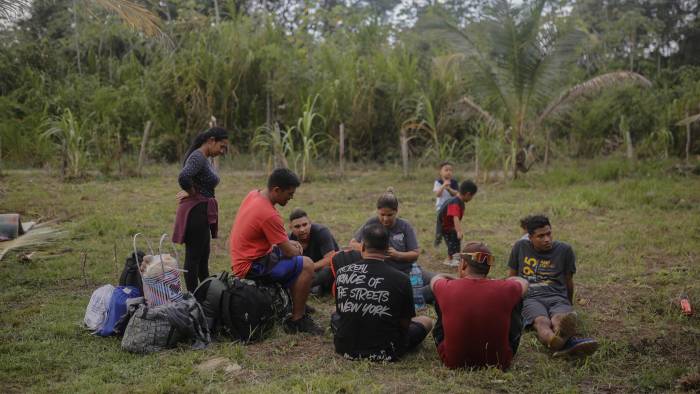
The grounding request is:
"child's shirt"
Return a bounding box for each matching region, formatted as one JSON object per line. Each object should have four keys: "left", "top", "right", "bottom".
{"left": 434, "top": 178, "right": 459, "bottom": 210}
{"left": 440, "top": 196, "right": 465, "bottom": 232}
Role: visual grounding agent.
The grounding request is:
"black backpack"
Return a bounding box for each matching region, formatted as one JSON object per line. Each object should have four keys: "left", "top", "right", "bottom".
{"left": 119, "top": 251, "right": 144, "bottom": 294}
{"left": 193, "top": 272, "right": 291, "bottom": 343}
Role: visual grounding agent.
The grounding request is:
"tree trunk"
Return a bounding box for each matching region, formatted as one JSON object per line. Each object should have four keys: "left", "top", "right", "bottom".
{"left": 687, "top": 110, "right": 692, "bottom": 164}
{"left": 273, "top": 123, "right": 288, "bottom": 169}
{"left": 138, "top": 121, "right": 152, "bottom": 176}
{"left": 511, "top": 139, "right": 517, "bottom": 179}
{"left": 339, "top": 123, "right": 345, "bottom": 176}
{"left": 400, "top": 128, "right": 409, "bottom": 177}
{"left": 61, "top": 141, "right": 68, "bottom": 180}
{"left": 544, "top": 128, "right": 551, "bottom": 171}
{"left": 474, "top": 136, "right": 479, "bottom": 180}
{"left": 213, "top": 0, "right": 221, "bottom": 24}
{"left": 625, "top": 130, "right": 634, "bottom": 160}
{"left": 73, "top": 0, "right": 81, "bottom": 74}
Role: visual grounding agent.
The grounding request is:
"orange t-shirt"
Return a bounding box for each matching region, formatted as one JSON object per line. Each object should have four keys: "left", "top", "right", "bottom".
{"left": 229, "top": 190, "right": 289, "bottom": 277}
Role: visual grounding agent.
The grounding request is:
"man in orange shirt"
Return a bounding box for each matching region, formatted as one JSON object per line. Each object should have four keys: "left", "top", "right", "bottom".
{"left": 229, "top": 168, "right": 322, "bottom": 335}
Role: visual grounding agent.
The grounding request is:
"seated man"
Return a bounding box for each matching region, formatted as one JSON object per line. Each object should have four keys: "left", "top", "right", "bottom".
{"left": 229, "top": 168, "right": 322, "bottom": 335}
{"left": 287, "top": 208, "right": 339, "bottom": 296}
{"left": 333, "top": 223, "right": 433, "bottom": 361}
{"left": 431, "top": 242, "right": 528, "bottom": 370}
{"left": 507, "top": 214, "right": 598, "bottom": 357}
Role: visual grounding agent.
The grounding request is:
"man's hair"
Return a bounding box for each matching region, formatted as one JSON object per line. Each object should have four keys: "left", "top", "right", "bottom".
{"left": 459, "top": 180, "right": 478, "bottom": 195}
{"left": 526, "top": 214, "right": 551, "bottom": 235}
{"left": 289, "top": 208, "right": 308, "bottom": 222}
{"left": 267, "top": 168, "right": 301, "bottom": 190}
{"left": 362, "top": 223, "right": 389, "bottom": 252}
{"left": 438, "top": 161, "right": 452, "bottom": 169}
{"left": 376, "top": 187, "right": 399, "bottom": 211}
{"left": 462, "top": 241, "right": 491, "bottom": 276}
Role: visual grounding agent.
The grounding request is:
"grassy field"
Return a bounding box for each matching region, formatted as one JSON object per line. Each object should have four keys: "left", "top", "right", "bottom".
{"left": 1, "top": 158, "right": 699, "bottom": 393}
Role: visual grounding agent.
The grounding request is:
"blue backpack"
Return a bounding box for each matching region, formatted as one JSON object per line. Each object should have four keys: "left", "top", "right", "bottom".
{"left": 96, "top": 286, "right": 141, "bottom": 336}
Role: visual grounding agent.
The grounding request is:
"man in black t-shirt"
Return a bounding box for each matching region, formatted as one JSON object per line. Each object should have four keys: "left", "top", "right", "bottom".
{"left": 288, "top": 209, "right": 339, "bottom": 295}
{"left": 333, "top": 223, "right": 433, "bottom": 361}
{"left": 507, "top": 214, "right": 597, "bottom": 358}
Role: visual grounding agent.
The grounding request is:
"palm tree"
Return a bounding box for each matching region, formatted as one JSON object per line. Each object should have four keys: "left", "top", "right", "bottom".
{"left": 419, "top": 0, "right": 651, "bottom": 178}
{"left": 0, "top": 0, "right": 29, "bottom": 20}
{"left": 0, "top": 0, "right": 163, "bottom": 37}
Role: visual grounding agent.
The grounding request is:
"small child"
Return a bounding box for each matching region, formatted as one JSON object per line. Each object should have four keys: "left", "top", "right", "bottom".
{"left": 433, "top": 161, "right": 459, "bottom": 211}
{"left": 519, "top": 216, "right": 533, "bottom": 241}
{"left": 436, "top": 180, "right": 478, "bottom": 266}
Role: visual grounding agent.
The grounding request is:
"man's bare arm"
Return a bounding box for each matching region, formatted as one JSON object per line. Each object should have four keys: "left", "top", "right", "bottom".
{"left": 565, "top": 273, "right": 575, "bottom": 303}
{"left": 278, "top": 240, "right": 303, "bottom": 257}
{"left": 429, "top": 273, "right": 455, "bottom": 291}
{"left": 313, "top": 250, "right": 335, "bottom": 271}
{"left": 507, "top": 268, "right": 518, "bottom": 277}
{"left": 348, "top": 238, "right": 362, "bottom": 252}
{"left": 506, "top": 276, "right": 529, "bottom": 297}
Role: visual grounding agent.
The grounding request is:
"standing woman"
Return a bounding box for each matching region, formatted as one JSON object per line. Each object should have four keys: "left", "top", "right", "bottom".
{"left": 172, "top": 127, "right": 229, "bottom": 292}
{"left": 349, "top": 188, "right": 436, "bottom": 303}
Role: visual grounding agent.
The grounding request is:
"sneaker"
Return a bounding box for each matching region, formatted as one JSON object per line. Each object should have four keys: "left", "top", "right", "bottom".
{"left": 310, "top": 285, "right": 322, "bottom": 296}
{"left": 443, "top": 256, "right": 460, "bottom": 267}
{"left": 284, "top": 314, "right": 324, "bottom": 335}
{"left": 552, "top": 337, "right": 598, "bottom": 358}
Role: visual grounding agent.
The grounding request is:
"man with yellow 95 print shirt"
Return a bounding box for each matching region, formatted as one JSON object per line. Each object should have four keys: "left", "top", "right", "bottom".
{"left": 507, "top": 214, "right": 598, "bottom": 358}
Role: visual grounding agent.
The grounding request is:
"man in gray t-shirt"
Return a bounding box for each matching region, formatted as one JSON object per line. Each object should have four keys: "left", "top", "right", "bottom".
{"left": 508, "top": 215, "right": 597, "bottom": 358}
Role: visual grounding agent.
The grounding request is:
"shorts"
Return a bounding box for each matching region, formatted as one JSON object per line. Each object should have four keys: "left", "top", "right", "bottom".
{"left": 246, "top": 253, "right": 304, "bottom": 288}
{"left": 402, "top": 321, "right": 429, "bottom": 353}
{"left": 522, "top": 294, "right": 574, "bottom": 326}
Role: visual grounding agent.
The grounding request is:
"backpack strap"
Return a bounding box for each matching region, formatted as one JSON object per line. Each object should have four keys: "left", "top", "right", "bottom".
{"left": 220, "top": 286, "right": 236, "bottom": 339}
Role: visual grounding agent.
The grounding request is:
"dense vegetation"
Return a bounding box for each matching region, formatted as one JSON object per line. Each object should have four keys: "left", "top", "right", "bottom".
{"left": 1, "top": 0, "right": 699, "bottom": 178}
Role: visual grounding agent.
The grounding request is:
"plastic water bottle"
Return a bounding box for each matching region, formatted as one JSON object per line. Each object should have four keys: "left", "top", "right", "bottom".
{"left": 410, "top": 263, "right": 426, "bottom": 312}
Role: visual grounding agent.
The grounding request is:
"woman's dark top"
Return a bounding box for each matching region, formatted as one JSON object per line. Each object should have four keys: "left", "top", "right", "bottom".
{"left": 178, "top": 150, "right": 220, "bottom": 198}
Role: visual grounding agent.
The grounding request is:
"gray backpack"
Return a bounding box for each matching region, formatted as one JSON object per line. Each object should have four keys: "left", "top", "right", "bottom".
{"left": 121, "top": 294, "right": 210, "bottom": 354}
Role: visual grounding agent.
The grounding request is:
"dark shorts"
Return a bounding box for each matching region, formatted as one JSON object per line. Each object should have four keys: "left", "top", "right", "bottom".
{"left": 247, "top": 253, "right": 304, "bottom": 288}
{"left": 522, "top": 294, "right": 574, "bottom": 326}
{"left": 403, "top": 321, "right": 429, "bottom": 353}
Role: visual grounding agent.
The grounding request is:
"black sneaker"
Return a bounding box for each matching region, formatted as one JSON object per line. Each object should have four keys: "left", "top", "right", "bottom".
{"left": 310, "top": 285, "right": 322, "bottom": 296}
{"left": 284, "top": 314, "right": 324, "bottom": 335}
{"left": 552, "top": 337, "right": 598, "bottom": 358}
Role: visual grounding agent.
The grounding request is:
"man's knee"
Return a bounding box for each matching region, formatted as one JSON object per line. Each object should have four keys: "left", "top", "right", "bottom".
{"left": 412, "top": 316, "right": 434, "bottom": 332}
{"left": 533, "top": 315, "right": 551, "bottom": 330}
{"left": 301, "top": 257, "right": 314, "bottom": 273}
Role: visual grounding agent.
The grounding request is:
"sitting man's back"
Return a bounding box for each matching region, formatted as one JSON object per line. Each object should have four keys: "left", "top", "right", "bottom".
{"left": 333, "top": 223, "right": 433, "bottom": 361}
{"left": 431, "top": 242, "right": 528, "bottom": 370}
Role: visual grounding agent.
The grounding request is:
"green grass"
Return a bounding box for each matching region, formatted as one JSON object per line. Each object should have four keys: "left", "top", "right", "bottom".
{"left": 1, "top": 159, "right": 699, "bottom": 393}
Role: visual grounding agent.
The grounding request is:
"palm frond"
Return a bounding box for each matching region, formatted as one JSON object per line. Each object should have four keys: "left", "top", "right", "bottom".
{"left": 0, "top": 0, "right": 29, "bottom": 20}
{"left": 526, "top": 23, "right": 588, "bottom": 111}
{"left": 457, "top": 96, "right": 502, "bottom": 130}
{"left": 676, "top": 112, "right": 700, "bottom": 127}
{"left": 91, "top": 0, "right": 165, "bottom": 38}
{"left": 0, "top": 223, "right": 66, "bottom": 261}
{"left": 537, "top": 71, "right": 652, "bottom": 127}
{"left": 416, "top": 11, "right": 515, "bottom": 116}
